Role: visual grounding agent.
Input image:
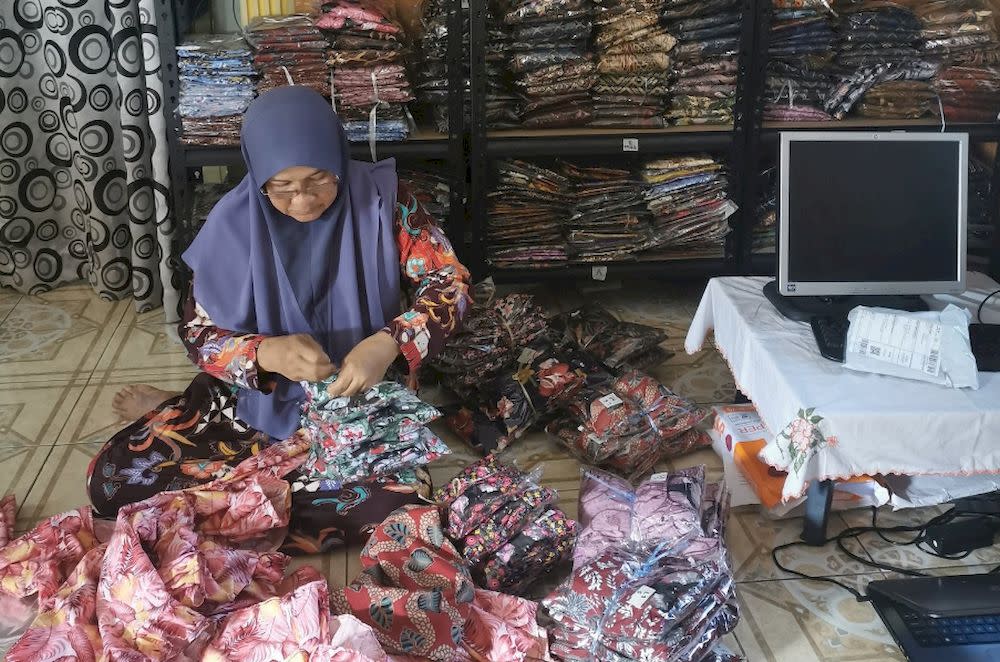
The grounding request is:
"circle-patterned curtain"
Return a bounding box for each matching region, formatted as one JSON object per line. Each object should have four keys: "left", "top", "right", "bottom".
{"left": 0, "top": 0, "right": 178, "bottom": 315}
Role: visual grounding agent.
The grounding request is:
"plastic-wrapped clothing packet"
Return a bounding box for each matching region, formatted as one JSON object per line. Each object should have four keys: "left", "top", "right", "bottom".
{"left": 844, "top": 304, "right": 979, "bottom": 389}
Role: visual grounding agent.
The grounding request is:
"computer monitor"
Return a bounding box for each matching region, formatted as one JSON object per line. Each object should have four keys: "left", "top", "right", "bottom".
{"left": 777, "top": 131, "right": 968, "bottom": 301}
{"left": 765, "top": 131, "right": 969, "bottom": 319}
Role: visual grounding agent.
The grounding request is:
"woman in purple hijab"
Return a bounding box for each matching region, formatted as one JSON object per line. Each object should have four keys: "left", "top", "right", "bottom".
{"left": 86, "top": 87, "right": 471, "bottom": 552}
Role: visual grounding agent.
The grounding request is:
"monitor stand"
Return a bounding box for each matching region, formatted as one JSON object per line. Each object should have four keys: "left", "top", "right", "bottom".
{"left": 762, "top": 280, "right": 930, "bottom": 323}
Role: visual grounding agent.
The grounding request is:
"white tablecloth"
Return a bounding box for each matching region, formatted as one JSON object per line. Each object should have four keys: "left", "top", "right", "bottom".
{"left": 685, "top": 273, "right": 1000, "bottom": 502}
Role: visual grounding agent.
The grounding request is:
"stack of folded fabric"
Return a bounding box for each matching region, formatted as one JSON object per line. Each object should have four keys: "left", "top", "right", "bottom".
{"left": 546, "top": 369, "right": 710, "bottom": 479}
{"left": 968, "top": 157, "right": 995, "bottom": 271}
{"left": 590, "top": 0, "right": 675, "bottom": 128}
{"left": 544, "top": 467, "right": 741, "bottom": 661}
{"left": 247, "top": 15, "right": 330, "bottom": 97}
{"left": 399, "top": 167, "right": 450, "bottom": 224}
{"left": 933, "top": 66, "right": 1000, "bottom": 122}
{"left": 298, "top": 376, "right": 450, "bottom": 487}
{"left": 435, "top": 456, "right": 578, "bottom": 596}
{"left": 918, "top": 0, "right": 1000, "bottom": 66}
{"left": 551, "top": 305, "right": 673, "bottom": 372}
{"left": 427, "top": 292, "right": 550, "bottom": 398}
{"left": 753, "top": 165, "right": 777, "bottom": 255}
{"left": 763, "top": 1, "right": 835, "bottom": 121}
{"left": 177, "top": 35, "right": 255, "bottom": 146}
{"left": 857, "top": 79, "right": 936, "bottom": 119}
{"left": 505, "top": 0, "right": 596, "bottom": 128}
{"left": 487, "top": 160, "right": 572, "bottom": 268}
{"left": 564, "top": 162, "right": 654, "bottom": 261}
{"left": 662, "top": 0, "right": 742, "bottom": 125}
{"left": 334, "top": 504, "right": 553, "bottom": 660}
{"left": 640, "top": 156, "right": 737, "bottom": 259}
{"left": 836, "top": 4, "right": 921, "bottom": 70}
{"left": 316, "top": 1, "right": 413, "bottom": 142}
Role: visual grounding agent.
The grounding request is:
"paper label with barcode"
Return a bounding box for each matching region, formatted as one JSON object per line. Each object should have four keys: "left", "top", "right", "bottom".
{"left": 598, "top": 393, "right": 624, "bottom": 408}
{"left": 649, "top": 472, "right": 669, "bottom": 482}
{"left": 848, "top": 309, "right": 943, "bottom": 377}
{"left": 628, "top": 586, "right": 656, "bottom": 607}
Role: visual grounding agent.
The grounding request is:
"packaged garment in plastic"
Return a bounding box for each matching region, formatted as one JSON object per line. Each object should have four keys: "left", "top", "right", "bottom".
{"left": 844, "top": 304, "right": 979, "bottom": 389}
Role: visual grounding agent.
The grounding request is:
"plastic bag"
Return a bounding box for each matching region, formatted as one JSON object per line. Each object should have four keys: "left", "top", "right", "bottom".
{"left": 844, "top": 304, "right": 979, "bottom": 389}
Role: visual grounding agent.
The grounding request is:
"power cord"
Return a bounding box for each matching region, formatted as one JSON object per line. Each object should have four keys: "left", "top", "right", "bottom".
{"left": 772, "top": 505, "right": 998, "bottom": 602}
{"left": 978, "top": 288, "right": 1000, "bottom": 324}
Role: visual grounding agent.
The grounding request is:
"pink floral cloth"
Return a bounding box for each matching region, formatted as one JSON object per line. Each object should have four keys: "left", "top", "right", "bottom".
{"left": 0, "top": 435, "right": 397, "bottom": 661}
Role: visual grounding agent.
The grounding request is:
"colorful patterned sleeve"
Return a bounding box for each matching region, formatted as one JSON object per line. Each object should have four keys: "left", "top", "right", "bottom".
{"left": 386, "top": 179, "right": 472, "bottom": 372}
{"left": 178, "top": 284, "right": 276, "bottom": 392}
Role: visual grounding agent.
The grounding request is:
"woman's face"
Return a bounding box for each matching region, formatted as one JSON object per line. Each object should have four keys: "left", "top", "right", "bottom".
{"left": 262, "top": 166, "right": 339, "bottom": 222}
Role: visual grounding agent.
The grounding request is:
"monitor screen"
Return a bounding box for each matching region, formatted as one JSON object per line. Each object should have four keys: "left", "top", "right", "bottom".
{"left": 780, "top": 134, "right": 966, "bottom": 296}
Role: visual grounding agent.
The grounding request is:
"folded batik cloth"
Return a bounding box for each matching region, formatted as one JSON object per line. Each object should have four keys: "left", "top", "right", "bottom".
{"left": 547, "top": 369, "right": 709, "bottom": 478}
{"left": 299, "top": 377, "right": 450, "bottom": 485}
{"left": 551, "top": 305, "right": 671, "bottom": 371}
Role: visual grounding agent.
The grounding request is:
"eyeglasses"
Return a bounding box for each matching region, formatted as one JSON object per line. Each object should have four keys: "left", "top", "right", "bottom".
{"left": 261, "top": 174, "right": 339, "bottom": 202}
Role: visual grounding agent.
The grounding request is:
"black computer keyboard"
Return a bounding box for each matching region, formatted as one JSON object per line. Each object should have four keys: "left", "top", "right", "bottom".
{"left": 899, "top": 606, "right": 1000, "bottom": 647}
{"left": 809, "top": 316, "right": 849, "bottom": 363}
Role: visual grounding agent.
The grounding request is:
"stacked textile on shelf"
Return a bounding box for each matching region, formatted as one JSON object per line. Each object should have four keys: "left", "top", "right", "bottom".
{"left": 590, "top": 0, "right": 676, "bottom": 128}
{"left": 564, "top": 163, "right": 654, "bottom": 261}
{"left": 934, "top": 66, "right": 1000, "bottom": 122}
{"left": 544, "top": 467, "right": 741, "bottom": 661}
{"left": 435, "top": 456, "right": 578, "bottom": 596}
{"left": 487, "top": 160, "right": 572, "bottom": 268}
{"left": 505, "top": 0, "right": 597, "bottom": 128}
{"left": 640, "top": 156, "right": 737, "bottom": 259}
{"left": 752, "top": 165, "right": 777, "bottom": 255}
{"left": 662, "top": 0, "right": 742, "bottom": 125}
{"left": 247, "top": 15, "right": 331, "bottom": 97}
{"left": 399, "top": 167, "right": 450, "bottom": 223}
{"left": 317, "top": 1, "right": 413, "bottom": 142}
{"left": 177, "top": 35, "right": 255, "bottom": 146}
{"left": 918, "top": 0, "right": 1000, "bottom": 66}
{"left": 763, "top": 1, "right": 836, "bottom": 121}
{"left": 968, "top": 157, "right": 996, "bottom": 271}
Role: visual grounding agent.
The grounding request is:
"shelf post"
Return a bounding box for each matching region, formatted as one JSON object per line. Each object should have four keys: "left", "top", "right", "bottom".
{"left": 467, "top": 0, "right": 489, "bottom": 280}
{"left": 446, "top": 0, "right": 470, "bottom": 263}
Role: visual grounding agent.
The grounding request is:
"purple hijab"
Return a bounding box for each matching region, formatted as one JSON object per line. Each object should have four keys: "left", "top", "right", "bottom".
{"left": 182, "top": 86, "right": 401, "bottom": 439}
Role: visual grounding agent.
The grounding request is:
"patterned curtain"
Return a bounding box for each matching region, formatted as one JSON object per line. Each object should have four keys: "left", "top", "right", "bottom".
{"left": 0, "top": 0, "right": 179, "bottom": 315}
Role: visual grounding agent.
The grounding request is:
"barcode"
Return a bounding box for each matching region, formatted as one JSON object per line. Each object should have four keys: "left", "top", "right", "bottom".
{"left": 859, "top": 339, "right": 868, "bottom": 355}
{"left": 869, "top": 345, "right": 881, "bottom": 357}
{"left": 926, "top": 349, "right": 939, "bottom": 375}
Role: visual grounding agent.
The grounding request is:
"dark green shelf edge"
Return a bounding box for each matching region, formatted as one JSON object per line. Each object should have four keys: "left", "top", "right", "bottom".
{"left": 182, "top": 141, "right": 451, "bottom": 167}
{"left": 489, "top": 258, "right": 732, "bottom": 283}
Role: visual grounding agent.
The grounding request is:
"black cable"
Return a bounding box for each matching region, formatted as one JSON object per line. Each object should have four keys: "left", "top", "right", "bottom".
{"left": 771, "top": 505, "right": 1000, "bottom": 601}
{"left": 977, "top": 287, "right": 1000, "bottom": 323}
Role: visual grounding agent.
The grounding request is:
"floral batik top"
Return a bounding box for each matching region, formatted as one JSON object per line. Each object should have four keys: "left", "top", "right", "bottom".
{"left": 180, "top": 178, "right": 471, "bottom": 392}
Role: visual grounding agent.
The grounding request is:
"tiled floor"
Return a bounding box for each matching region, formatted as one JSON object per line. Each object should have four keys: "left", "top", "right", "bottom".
{"left": 2, "top": 280, "right": 994, "bottom": 660}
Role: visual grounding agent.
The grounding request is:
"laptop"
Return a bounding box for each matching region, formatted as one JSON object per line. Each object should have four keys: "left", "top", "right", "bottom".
{"left": 868, "top": 575, "right": 1000, "bottom": 661}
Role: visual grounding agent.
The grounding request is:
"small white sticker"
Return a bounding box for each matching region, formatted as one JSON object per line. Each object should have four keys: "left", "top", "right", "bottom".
{"left": 598, "top": 393, "right": 623, "bottom": 408}
{"left": 622, "top": 138, "right": 639, "bottom": 152}
{"left": 592, "top": 266, "right": 608, "bottom": 281}
{"left": 649, "top": 472, "right": 669, "bottom": 482}
{"left": 628, "top": 586, "right": 656, "bottom": 607}
{"left": 518, "top": 348, "right": 536, "bottom": 365}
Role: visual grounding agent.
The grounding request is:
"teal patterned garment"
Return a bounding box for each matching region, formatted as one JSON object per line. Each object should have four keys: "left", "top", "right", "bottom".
{"left": 299, "top": 376, "right": 449, "bottom": 485}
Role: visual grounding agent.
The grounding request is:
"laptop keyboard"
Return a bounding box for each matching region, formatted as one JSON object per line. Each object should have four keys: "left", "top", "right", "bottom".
{"left": 900, "top": 606, "right": 1000, "bottom": 646}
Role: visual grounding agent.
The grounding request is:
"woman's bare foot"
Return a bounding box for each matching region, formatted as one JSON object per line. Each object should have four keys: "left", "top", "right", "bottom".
{"left": 111, "top": 385, "right": 178, "bottom": 422}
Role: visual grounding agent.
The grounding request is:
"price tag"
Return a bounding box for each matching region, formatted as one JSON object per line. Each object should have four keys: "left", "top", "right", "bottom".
{"left": 622, "top": 138, "right": 639, "bottom": 152}
{"left": 649, "top": 472, "right": 669, "bottom": 482}
{"left": 628, "top": 586, "right": 656, "bottom": 607}
{"left": 518, "top": 347, "right": 536, "bottom": 365}
{"left": 592, "top": 265, "right": 608, "bottom": 281}
{"left": 598, "top": 393, "right": 624, "bottom": 408}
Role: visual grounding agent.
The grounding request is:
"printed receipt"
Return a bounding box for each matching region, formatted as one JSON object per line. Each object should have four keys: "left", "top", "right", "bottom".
{"left": 847, "top": 309, "right": 943, "bottom": 377}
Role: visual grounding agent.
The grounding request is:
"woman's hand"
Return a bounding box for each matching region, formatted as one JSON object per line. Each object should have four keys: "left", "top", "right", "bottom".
{"left": 327, "top": 331, "right": 400, "bottom": 397}
{"left": 257, "top": 334, "right": 336, "bottom": 382}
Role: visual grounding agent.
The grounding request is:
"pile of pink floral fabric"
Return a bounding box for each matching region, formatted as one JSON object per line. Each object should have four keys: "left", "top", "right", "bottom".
{"left": 0, "top": 434, "right": 550, "bottom": 661}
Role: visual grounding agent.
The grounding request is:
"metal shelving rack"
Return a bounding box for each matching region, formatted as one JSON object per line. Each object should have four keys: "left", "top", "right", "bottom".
{"left": 159, "top": 0, "right": 471, "bottom": 272}
{"left": 465, "top": 0, "right": 764, "bottom": 282}
{"left": 159, "top": 0, "right": 1000, "bottom": 287}
{"left": 742, "top": 2, "right": 1000, "bottom": 282}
